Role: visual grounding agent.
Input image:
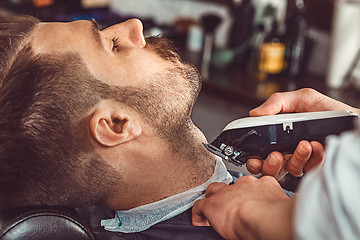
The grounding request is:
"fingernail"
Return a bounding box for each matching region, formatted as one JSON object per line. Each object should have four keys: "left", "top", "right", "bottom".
{"left": 268, "top": 153, "right": 278, "bottom": 166}
{"left": 248, "top": 163, "right": 256, "bottom": 172}
{"left": 298, "top": 143, "right": 308, "bottom": 155}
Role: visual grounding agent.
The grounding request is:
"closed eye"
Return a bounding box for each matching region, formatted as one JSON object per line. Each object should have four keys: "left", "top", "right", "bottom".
{"left": 112, "top": 37, "right": 120, "bottom": 52}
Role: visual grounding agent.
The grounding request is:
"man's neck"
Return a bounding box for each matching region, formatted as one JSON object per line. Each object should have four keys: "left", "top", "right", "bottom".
{"left": 106, "top": 124, "right": 217, "bottom": 210}
{"left": 169, "top": 125, "right": 217, "bottom": 187}
{"left": 153, "top": 120, "right": 217, "bottom": 190}
{"left": 101, "top": 156, "right": 232, "bottom": 234}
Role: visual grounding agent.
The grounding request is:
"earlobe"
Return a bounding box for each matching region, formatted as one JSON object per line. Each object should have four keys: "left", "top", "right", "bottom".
{"left": 89, "top": 105, "right": 142, "bottom": 147}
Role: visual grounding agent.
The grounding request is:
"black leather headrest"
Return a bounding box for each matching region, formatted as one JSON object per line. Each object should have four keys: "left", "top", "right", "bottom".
{"left": 0, "top": 206, "right": 95, "bottom": 240}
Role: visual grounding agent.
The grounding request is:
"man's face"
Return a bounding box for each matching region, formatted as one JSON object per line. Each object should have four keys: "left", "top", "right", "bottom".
{"left": 31, "top": 19, "right": 204, "bottom": 146}
{"left": 29, "top": 19, "right": 213, "bottom": 208}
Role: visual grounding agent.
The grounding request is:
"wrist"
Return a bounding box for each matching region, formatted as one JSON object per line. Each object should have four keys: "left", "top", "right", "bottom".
{"left": 245, "top": 198, "right": 295, "bottom": 240}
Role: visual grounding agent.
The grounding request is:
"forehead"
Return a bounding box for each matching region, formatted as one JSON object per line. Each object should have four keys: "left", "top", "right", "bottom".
{"left": 31, "top": 20, "right": 100, "bottom": 54}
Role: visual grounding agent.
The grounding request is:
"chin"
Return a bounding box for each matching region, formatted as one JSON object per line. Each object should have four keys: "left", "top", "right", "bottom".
{"left": 197, "top": 128, "right": 208, "bottom": 144}
{"left": 189, "top": 120, "right": 208, "bottom": 144}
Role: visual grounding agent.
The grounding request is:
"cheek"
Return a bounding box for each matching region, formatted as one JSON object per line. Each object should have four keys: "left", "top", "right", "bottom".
{"left": 134, "top": 52, "right": 171, "bottom": 78}
{"left": 159, "top": 79, "right": 194, "bottom": 118}
{"left": 89, "top": 50, "right": 169, "bottom": 87}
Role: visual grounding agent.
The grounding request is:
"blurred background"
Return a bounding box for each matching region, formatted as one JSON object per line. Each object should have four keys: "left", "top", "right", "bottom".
{"left": 1, "top": 0, "right": 360, "bottom": 147}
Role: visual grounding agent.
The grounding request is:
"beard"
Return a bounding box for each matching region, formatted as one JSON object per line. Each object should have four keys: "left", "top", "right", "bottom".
{"left": 117, "top": 62, "right": 202, "bottom": 147}
{"left": 111, "top": 36, "right": 214, "bottom": 167}
{"left": 119, "top": 65, "right": 214, "bottom": 170}
{"left": 121, "top": 36, "right": 202, "bottom": 142}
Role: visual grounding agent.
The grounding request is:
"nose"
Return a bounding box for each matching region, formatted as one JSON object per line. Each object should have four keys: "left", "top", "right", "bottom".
{"left": 102, "top": 18, "right": 146, "bottom": 48}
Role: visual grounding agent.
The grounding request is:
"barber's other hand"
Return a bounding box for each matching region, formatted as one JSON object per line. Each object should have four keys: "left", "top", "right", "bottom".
{"left": 245, "top": 88, "right": 359, "bottom": 179}
{"left": 246, "top": 140, "right": 325, "bottom": 179}
{"left": 192, "top": 176, "right": 290, "bottom": 240}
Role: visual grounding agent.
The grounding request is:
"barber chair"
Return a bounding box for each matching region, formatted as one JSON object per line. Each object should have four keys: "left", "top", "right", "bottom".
{"left": 0, "top": 206, "right": 95, "bottom": 240}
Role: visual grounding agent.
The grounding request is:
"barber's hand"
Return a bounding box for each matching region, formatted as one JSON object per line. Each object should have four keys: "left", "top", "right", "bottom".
{"left": 246, "top": 140, "right": 325, "bottom": 179}
{"left": 192, "top": 176, "right": 290, "bottom": 240}
{"left": 246, "top": 88, "right": 359, "bottom": 179}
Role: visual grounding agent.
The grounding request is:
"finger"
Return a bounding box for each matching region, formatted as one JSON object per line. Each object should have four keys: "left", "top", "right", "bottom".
{"left": 192, "top": 199, "right": 210, "bottom": 226}
{"left": 246, "top": 158, "right": 262, "bottom": 174}
{"left": 277, "top": 154, "right": 291, "bottom": 179}
{"left": 304, "top": 141, "right": 325, "bottom": 173}
{"left": 286, "top": 140, "right": 312, "bottom": 176}
{"left": 205, "top": 182, "right": 227, "bottom": 197}
{"left": 261, "top": 152, "right": 283, "bottom": 179}
{"left": 249, "top": 88, "right": 327, "bottom": 117}
{"left": 249, "top": 91, "right": 298, "bottom": 117}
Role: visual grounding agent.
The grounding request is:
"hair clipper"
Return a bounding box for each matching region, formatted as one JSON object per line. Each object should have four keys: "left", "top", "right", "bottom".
{"left": 204, "top": 111, "right": 359, "bottom": 166}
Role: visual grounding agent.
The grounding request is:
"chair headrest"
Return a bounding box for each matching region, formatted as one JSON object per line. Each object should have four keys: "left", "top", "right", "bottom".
{"left": 0, "top": 206, "right": 95, "bottom": 240}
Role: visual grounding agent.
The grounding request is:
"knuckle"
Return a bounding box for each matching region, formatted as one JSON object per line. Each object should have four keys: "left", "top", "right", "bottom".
{"left": 237, "top": 175, "right": 256, "bottom": 184}
{"left": 261, "top": 175, "right": 277, "bottom": 183}
{"left": 300, "top": 88, "right": 316, "bottom": 95}
{"left": 207, "top": 182, "right": 219, "bottom": 188}
{"left": 206, "top": 182, "right": 226, "bottom": 195}
{"left": 270, "top": 92, "right": 283, "bottom": 101}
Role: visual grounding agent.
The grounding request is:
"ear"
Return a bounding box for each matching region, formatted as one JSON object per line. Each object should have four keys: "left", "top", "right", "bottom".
{"left": 89, "top": 102, "right": 142, "bottom": 147}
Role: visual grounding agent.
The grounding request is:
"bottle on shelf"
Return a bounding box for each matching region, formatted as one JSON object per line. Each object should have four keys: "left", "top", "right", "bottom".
{"left": 245, "top": 3, "right": 287, "bottom": 97}
{"left": 258, "top": 20, "right": 286, "bottom": 81}
{"left": 247, "top": 4, "right": 286, "bottom": 82}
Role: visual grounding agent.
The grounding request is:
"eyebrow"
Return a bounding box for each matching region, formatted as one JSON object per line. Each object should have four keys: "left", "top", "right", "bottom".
{"left": 90, "top": 19, "right": 104, "bottom": 50}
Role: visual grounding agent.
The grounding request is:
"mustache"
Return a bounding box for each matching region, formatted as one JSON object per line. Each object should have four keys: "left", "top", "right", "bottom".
{"left": 145, "top": 36, "right": 181, "bottom": 62}
{"left": 145, "top": 35, "right": 202, "bottom": 98}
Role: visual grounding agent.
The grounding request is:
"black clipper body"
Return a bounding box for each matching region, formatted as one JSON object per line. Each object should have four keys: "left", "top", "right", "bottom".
{"left": 205, "top": 111, "right": 359, "bottom": 167}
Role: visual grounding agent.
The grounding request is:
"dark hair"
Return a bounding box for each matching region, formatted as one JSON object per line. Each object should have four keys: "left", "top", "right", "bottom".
{"left": 0, "top": 16, "right": 201, "bottom": 210}
{"left": 0, "top": 15, "right": 39, "bottom": 83}
{"left": 0, "top": 16, "right": 121, "bottom": 210}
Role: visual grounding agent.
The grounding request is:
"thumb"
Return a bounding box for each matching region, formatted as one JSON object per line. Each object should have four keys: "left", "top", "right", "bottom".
{"left": 192, "top": 199, "right": 210, "bottom": 226}
{"left": 249, "top": 90, "right": 300, "bottom": 117}
{"left": 249, "top": 104, "right": 278, "bottom": 117}
{"left": 249, "top": 98, "right": 283, "bottom": 117}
